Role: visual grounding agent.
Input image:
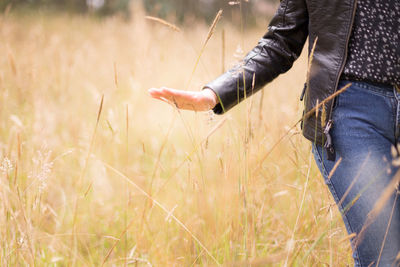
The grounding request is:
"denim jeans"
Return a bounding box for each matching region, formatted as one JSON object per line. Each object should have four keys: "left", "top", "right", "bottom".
{"left": 312, "top": 80, "right": 400, "bottom": 267}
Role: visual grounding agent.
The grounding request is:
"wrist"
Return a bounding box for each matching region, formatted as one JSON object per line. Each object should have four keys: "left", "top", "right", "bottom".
{"left": 202, "top": 88, "right": 218, "bottom": 109}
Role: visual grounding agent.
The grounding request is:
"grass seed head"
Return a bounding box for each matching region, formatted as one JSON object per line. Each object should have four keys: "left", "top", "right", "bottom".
{"left": 321, "top": 103, "right": 326, "bottom": 128}
{"left": 145, "top": 16, "right": 182, "bottom": 33}
{"left": 204, "top": 10, "right": 223, "bottom": 46}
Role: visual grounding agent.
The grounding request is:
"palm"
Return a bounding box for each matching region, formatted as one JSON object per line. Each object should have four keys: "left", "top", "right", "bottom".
{"left": 148, "top": 87, "right": 217, "bottom": 111}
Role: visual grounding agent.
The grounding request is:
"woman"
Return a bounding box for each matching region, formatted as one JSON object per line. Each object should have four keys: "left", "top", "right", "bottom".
{"left": 149, "top": 0, "right": 400, "bottom": 266}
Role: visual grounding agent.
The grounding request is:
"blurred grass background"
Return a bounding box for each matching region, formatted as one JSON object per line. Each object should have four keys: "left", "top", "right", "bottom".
{"left": 0, "top": 0, "right": 278, "bottom": 24}
{"left": 0, "top": 1, "right": 352, "bottom": 266}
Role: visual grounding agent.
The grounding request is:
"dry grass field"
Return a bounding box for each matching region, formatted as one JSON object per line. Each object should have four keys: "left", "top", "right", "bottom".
{"left": 0, "top": 4, "right": 353, "bottom": 266}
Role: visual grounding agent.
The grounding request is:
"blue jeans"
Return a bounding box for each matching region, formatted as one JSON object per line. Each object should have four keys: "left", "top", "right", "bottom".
{"left": 312, "top": 80, "right": 400, "bottom": 267}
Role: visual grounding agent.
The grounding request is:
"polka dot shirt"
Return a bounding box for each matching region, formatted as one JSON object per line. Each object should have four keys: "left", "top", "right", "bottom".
{"left": 342, "top": 0, "right": 400, "bottom": 85}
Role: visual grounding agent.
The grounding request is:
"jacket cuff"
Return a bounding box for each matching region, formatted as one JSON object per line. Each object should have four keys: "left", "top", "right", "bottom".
{"left": 203, "top": 70, "right": 241, "bottom": 115}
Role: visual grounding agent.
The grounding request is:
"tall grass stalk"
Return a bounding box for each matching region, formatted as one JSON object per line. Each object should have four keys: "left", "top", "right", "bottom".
{"left": 124, "top": 104, "right": 129, "bottom": 267}
{"left": 185, "top": 9, "right": 223, "bottom": 90}
{"left": 221, "top": 29, "right": 226, "bottom": 73}
{"left": 72, "top": 94, "right": 104, "bottom": 266}
{"left": 283, "top": 149, "right": 312, "bottom": 266}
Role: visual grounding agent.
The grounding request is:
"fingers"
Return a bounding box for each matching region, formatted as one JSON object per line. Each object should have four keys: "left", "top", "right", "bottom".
{"left": 148, "top": 88, "right": 165, "bottom": 98}
{"left": 148, "top": 87, "right": 184, "bottom": 102}
{"left": 150, "top": 87, "right": 195, "bottom": 98}
{"left": 148, "top": 87, "right": 173, "bottom": 100}
{"left": 148, "top": 87, "right": 173, "bottom": 96}
{"left": 148, "top": 87, "right": 205, "bottom": 111}
{"left": 148, "top": 88, "right": 179, "bottom": 108}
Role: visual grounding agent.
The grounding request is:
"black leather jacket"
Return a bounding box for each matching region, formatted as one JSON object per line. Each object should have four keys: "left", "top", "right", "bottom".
{"left": 205, "top": 0, "right": 358, "bottom": 158}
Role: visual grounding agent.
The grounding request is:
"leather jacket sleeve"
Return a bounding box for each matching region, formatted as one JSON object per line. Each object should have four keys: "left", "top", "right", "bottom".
{"left": 205, "top": 0, "right": 309, "bottom": 114}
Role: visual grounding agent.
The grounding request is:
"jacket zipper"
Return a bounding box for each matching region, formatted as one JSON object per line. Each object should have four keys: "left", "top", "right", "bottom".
{"left": 324, "top": 0, "right": 358, "bottom": 161}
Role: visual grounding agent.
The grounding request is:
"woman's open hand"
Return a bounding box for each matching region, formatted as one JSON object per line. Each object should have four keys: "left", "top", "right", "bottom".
{"left": 148, "top": 87, "right": 218, "bottom": 111}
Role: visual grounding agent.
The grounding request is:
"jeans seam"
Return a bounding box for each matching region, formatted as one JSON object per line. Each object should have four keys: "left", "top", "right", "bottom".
{"left": 394, "top": 87, "right": 400, "bottom": 140}
{"left": 312, "top": 143, "right": 362, "bottom": 266}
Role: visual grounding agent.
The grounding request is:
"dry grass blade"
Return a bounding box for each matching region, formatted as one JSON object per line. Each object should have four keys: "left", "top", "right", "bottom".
{"left": 338, "top": 152, "right": 371, "bottom": 209}
{"left": 81, "top": 94, "right": 104, "bottom": 187}
{"left": 100, "top": 161, "right": 221, "bottom": 266}
{"left": 354, "top": 170, "right": 400, "bottom": 248}
{"left": 302, "top": 37, "right": 318, "bottom": 107}
{"left": 113, "top": 62, "right": 118, "bottom": 88}
{"left": 394, "top": 252, "right": 400, "bottom": 265}
{"left": 306, "top": 37, "right": 318, "bottom": 93}
{"left": 124, "top": 104, "right": 129, "bottom": 267}
{"left": 283, "top": 149, "right": 312, "bottom": 266}
{"left": 328, "top": 157, "right": 342, "bottom": 179}
{"left": 376, "top": 193, "right": 398, "bottom": 266}
{"left": 76, "top": 93, "right": 104, "bottom": 189}
{"left": 221, "top": 29, "right": 225, "bottom": 73}
{"left": 339, "top": 233, "right": 357, "bottom": 243}
{"left": 205, "top": 117, "right": 227, "bottom": 140}
{"left": 96, "top": 94, "right": 104, "bottom": 124}
{"left": 145, "top": 16, "right": 181, "bottom": 33}
{"left": 302, "top": 83, "right": 350, "bottom": 121}
{"left": 189, "top": 249, "right": 204, "bottom": 267}
{"left": 83, "top": 94, "right": 104, "bottom": 195}
{"left": 315, "top": 99, "right": 319, "bottom": 119}
{"left": 7, "top": 50, "right": 17, "bottom": 76}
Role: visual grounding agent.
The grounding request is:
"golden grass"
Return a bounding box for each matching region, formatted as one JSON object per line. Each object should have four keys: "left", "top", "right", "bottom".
{"left": 0, "top": 6, "right": 353, "bottom": 266}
